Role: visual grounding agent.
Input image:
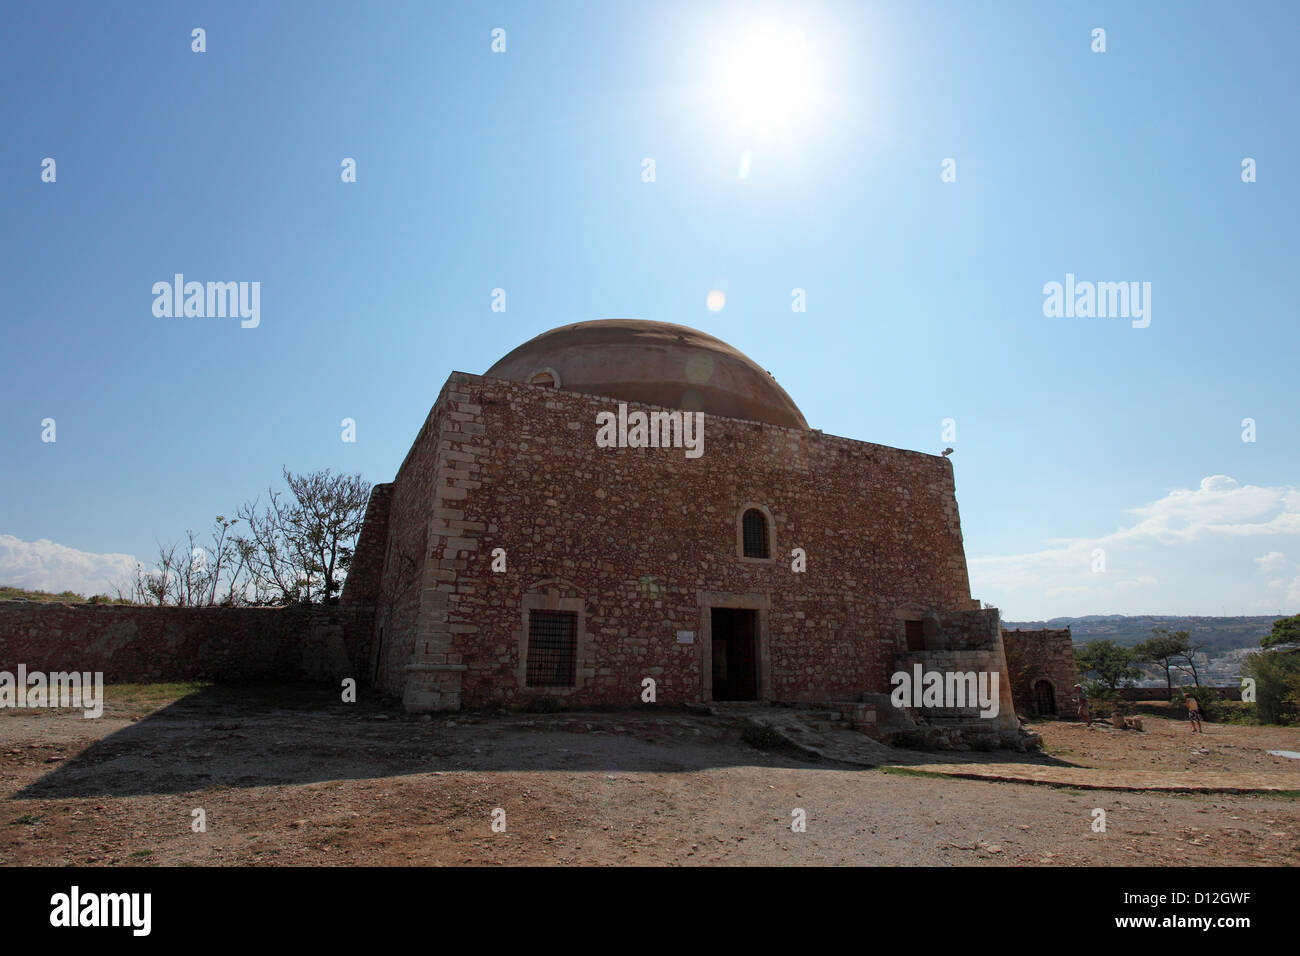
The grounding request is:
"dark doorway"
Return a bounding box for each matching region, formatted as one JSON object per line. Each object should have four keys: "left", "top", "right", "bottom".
{"left": 711, "top": 607, "right": 759, "bottom": 701}
{"left": 1034, "top": 679, "right": 1057, "bottom": 717}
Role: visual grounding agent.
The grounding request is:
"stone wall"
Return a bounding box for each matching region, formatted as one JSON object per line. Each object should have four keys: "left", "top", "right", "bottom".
{"left": 341, "top": 482, "right": 392, "bottom": 607}
{"left": 366, "top": 377, "right": 470, "bottom": 707}
{"left": 891, "top": 609, "right": 1019, "bottom": 729}
{"left": 381, "top": 371, "right": 983, "bottom": 710}
{"left": 1117, "top": 685, "right": 1243, "bottom": 702}
{"left": 1001, "top": 627, "right": 1080, "bottom": 718}
{"left": 0, "top": 602, "right": 374, "bottom": 683}
{"left": 933, "top": 607, "right": 1003, "bottom": 650}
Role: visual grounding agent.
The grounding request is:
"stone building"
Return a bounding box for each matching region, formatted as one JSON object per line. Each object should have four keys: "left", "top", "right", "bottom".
{"left": 1001, "top": 627, "right": 1081, "bottom": 718}
{"left": 342, "top": 319, "right": 1018, "bottom": 738}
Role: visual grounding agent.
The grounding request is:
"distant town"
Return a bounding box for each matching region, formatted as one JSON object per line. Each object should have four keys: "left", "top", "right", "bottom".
{"left": 1004, "top": 614, "right": 1284, "bottom": 686}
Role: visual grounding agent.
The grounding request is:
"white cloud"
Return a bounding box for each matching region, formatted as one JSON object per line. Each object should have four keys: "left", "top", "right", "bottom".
{"left": 970, "top": 476, "right": 1300, "bottom": 619}
{"left": 1117, "top": 476, "right": 1300, "bottom": 542}
{"left": 0, "top": 535, "right": 141, "bottom": 598}
{"left": 1251, "top": 552, "right": 1300, "bottom": 607}
{"left": 1254, "top": 551, "right": 1288, "bottom": 573}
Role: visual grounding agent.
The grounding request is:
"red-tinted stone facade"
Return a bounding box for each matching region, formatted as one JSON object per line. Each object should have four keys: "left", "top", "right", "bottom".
{"left": 342, "top": 368, "right": 1015, "bottom": 730}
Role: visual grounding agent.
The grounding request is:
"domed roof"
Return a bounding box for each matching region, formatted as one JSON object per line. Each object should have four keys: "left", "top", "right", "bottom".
{"left": 484, "top": 319, "right": 808, "bottom": 429}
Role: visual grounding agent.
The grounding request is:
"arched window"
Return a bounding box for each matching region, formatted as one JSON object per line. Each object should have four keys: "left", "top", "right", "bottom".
{"left": 741, "top": 508, "right": 769, "bottom": 559}
{"left": 528, "top": 367, "right": 560, "bottom": 388}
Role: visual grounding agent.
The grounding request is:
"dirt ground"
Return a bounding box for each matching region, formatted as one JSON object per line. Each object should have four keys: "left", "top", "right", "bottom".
{"left": 3, "top": 683, "right": 1298, "bottom": 866}
{"left": 1052, "top": 718, "right": 1300, "bottom": 771}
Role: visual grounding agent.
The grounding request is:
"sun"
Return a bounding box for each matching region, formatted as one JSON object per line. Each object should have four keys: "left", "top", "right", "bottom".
{"left": 716, "top": 24, "right": 819, "bottom": 134}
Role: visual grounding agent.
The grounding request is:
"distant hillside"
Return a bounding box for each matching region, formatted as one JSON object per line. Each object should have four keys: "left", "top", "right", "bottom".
{"left": 0, "top": 584, "right": 130, "bottom": 604}
{"left": 1003, "top": 614, "right": 1281, "bottom": 654}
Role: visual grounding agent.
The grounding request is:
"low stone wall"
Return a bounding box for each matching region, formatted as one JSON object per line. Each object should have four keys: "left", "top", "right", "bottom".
{"left": 0, "top": 602, "right": 375, "bottom": 684}
{"left": 1117, "top": 685, "right": 1242, "bottom": 702}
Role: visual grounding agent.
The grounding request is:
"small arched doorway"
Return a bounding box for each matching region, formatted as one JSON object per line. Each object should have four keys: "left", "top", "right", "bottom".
{"left": 1033, "top": 679, "right": 1057, "bottom": 717}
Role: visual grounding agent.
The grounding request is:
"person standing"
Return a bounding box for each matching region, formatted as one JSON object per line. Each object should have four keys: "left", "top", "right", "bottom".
{"left": 1184, "top": 692, "right": 1203, "bottom": 734}
{"left": 1075, "top": 684, "right": 1092, "bottom": 727}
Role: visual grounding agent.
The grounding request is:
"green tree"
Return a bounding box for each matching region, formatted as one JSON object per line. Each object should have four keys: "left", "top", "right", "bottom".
{"left": 1241, "top": 649, "right": 1300, "bottom": 725}
{"left": 1261, "top": 614, "right": 1300, "bottom": 650}
{"left": 1240, "top": 618, "right": 1300, "bottom": 725}
{"left": 1134, "top": 628, "right": 1189, "bottom": 701}
{"left": 1076, "top": 639, "right": 1140, "bottom": 691}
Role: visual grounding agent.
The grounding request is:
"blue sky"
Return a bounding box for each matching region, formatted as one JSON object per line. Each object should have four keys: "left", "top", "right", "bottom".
{"left": 2, "top": 1, "right": 1297, "bottom": 619}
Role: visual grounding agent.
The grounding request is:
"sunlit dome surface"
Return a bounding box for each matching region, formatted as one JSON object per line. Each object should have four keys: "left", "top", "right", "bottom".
{"left": 484, "top": 319, "right": 808, "bottom": 430}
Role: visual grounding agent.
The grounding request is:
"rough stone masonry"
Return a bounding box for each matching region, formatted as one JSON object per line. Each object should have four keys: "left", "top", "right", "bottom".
{"left": 340, "top": 319, "right": 1020, "bottom": 735}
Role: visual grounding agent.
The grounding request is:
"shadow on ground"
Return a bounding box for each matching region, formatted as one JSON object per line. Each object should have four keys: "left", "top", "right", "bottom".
{"left": 880, "top": 746, "right": 1073, "bottom": 769}
{"left": 11, "top": 684, "right": 996, "bottom": 800}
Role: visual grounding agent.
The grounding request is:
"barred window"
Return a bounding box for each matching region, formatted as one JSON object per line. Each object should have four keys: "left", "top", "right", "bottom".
{"left": 742, "top": 508, "right": 769, "bottom": 558}
{"left": 526, "top": 610, "right": 577, "bottom": 687}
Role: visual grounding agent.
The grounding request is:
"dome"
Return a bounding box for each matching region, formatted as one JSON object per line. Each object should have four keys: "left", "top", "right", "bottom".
{"left": 483, "top": 319, "right": 808, "bottom": 430}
